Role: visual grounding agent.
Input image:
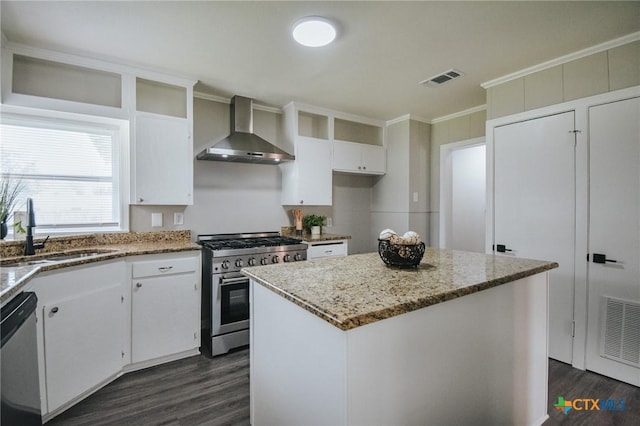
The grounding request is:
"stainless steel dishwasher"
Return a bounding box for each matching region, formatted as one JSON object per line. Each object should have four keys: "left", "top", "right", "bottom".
{"left": 1, "top": 291, "right": 42, "bottom": 425}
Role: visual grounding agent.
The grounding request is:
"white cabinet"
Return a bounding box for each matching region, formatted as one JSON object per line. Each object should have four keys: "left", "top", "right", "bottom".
{"left": 280, "top": 136, "right": 333, "bottom": 206}
{"left": 132, "top": 113, "right": 193, "bottom": 205}
{"left": 333, "top": 141, "right": 385, "bottom": 175}
{"left": 130, "top": 252, "right": 200, "bottom": 364}
{"left": 280, "top": 102, "right": 386, "bottom": 205}
{"left": 30, "top": 261, "right": 126, "bottom": 415}
{"left": 280, "top": 103, "right": 333, "bottom": 206}
{"left": 131, "top": 76, "right": 195, "bottom": 205}
{"left": 306, "top": 240, "right": 349, "bottom": 259}
{"left": 43, "top": 283, "right": 124, "bottom": 412}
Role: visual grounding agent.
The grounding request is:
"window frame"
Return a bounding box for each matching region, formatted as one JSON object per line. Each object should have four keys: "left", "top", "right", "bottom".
{"left": 0, "top": 105, "right": 130, "bottom": 236}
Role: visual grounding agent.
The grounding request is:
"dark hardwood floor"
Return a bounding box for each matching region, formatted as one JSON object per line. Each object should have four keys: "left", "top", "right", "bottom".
{"left": 47, "top": 351, "right": 638, "bottom": 426}
{"left": 47, "top": 348, "right": 250, "bottom": 426}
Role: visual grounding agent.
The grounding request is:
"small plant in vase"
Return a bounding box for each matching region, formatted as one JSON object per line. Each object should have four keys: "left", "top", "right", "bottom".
{"left": 302, "top": 214, "right": 326, "bottom": 236}
{"left": 0, "top": 175, "right": 25, "bottom": 240}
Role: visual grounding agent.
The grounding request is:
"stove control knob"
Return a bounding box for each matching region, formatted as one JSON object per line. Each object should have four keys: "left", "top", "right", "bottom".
{"left": 235, "top": 259, "right": 244, "bottom": 268}
{"left": 294, "top": 253, "right": 303, "bottom": 261}
{"left": 260, "top": 257, "right": 268, "bottom": 265}
{"left": 221, "top": 260, "right": 230, "bottom": 270}
{"left": 283, "top": 254, "right": 292, "bottom": 262}
{"left": 248, "top": 257, "right": 256, "bottom": 266}
{"left": 272, "top": 255, "right": 279, "bottom": 264}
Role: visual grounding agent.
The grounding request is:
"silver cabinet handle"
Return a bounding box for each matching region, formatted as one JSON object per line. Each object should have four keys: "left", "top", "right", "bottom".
{"left": 136, "top": 282, "right": 142, "bottom": 288}
{"left": 51, "top": 307, "right": 59, "bottom": 314}
{"left": 158, "top": 266, "right": 173, "bottom": 272}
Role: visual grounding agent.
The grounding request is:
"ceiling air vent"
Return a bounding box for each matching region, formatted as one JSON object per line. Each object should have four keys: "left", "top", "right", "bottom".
{"left": 419, "top": 69, "right": 464, "bottom": 88}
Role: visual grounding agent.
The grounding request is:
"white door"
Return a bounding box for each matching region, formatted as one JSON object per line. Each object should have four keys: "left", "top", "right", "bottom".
{"left": 493, "top": 111, "right": 575, "bottom": 364}
{"left": 585, "top": 97, "right": 640, "bottom": 386}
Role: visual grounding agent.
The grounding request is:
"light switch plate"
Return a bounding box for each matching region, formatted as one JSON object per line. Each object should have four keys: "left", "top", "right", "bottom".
{"left": 413, "top": 192, "right": 419, "bottom": 202}
{"left": 174, "top": 212, "right": 184, "bottom": 225}
{"left": 151, "top": 212, "right": 163, "bottom": 227}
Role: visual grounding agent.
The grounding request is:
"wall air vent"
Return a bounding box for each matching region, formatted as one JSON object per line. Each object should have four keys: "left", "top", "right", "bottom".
{"left": 601, "top": 296, "right": 640, "bottom": 367}
{"left": 419, "top": 69, "right": 465, "bottom": 88}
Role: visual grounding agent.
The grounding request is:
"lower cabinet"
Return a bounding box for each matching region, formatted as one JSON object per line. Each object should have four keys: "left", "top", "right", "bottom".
{"left": 30, "top": 251, "right": 201, "bottom": 421}
{"left": 130, "top": 253, "right": 200, "bottom": 364}
{"left": 43, "top": 283, "right": 125, "bottom": 412}
{"left": 31, "top": 260, "right": 127, "bottom": 416}
{"left": 306, "top": 239, "right": 349, "bottom": 259}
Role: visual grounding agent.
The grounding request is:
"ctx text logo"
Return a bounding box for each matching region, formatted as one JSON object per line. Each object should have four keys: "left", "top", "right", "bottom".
{"left": 554, "top": 396, "right": 626, "bottom": 414}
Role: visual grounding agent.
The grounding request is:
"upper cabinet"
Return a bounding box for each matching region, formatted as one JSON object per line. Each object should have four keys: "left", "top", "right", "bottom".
{"left": 333, "top": 116, "right": 386, "bottom": 175}
{"left": 280, "top": 102, "right": 386, "bottom": 206}
{"left": 2, "top": 45, "right": 197, "bottom": 206}
{"left": 280, "top": 103, "right": 333, "bottom": 206}
{"left": 132, "top": 78, "right": 194, "bottom": 205}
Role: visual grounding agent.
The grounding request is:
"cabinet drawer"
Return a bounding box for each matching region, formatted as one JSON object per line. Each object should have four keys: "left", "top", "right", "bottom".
{"left": 132, "top": 256, "right": 198, "bottom": 278}
{"left": 307, "top": 241, "right": 347, "bottom": 259}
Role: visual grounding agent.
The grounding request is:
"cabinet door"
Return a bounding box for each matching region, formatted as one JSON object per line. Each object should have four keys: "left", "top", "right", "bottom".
{"left": 293, "top": 137, "right": 332, "bottom": 205}
{"left": 131, "top": 273, "right": 200, "bottom": 363}
{"left": 493, "top": 111, "right": 576, "bottom": 364}
{"left": 134, "top": 113, "right": 192, "bottom": 205}
{"left": 43, "top": 283, "right": 124, "bottom": 412}
{"left": 585, "top": 97, "right": 640, "bottom": 386}
{"left": 333, "top": 140, "right": 362, "bottom": 172}
{"left": 361, "top": 145, "right": 386, "bottom": 174}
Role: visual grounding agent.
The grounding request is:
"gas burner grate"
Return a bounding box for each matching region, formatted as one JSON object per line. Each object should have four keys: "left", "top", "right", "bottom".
{"left": 199, "top": 236, "right": 303, "bottom": 251}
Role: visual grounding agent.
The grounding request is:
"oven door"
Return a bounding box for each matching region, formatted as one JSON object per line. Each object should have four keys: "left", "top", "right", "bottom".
{"left": 212, "top": 273, "right": 250, "bottom": 336}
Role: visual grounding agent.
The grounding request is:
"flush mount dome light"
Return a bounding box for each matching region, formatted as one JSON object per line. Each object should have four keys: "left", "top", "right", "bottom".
{"left": 292, "top": 16, "right": 336, "bottom": 47}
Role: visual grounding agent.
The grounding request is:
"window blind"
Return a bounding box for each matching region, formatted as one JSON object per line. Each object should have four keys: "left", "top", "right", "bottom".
{"left": 1, "top": 116, "right": 120, "bottom": 229}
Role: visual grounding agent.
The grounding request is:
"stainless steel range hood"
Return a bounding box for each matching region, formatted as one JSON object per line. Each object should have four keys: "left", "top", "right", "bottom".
{"left": 197, "top": 95, "right": 294, "bottom": 164}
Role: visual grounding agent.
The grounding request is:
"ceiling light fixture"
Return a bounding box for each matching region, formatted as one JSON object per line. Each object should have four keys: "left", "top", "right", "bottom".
{"left": 292, "top": 16, "right": 336, "bottom": 47}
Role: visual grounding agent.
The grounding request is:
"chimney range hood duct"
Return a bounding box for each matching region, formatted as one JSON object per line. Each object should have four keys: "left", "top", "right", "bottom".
{"left": 197, "top": 95, "right": 294, "bottom": 164}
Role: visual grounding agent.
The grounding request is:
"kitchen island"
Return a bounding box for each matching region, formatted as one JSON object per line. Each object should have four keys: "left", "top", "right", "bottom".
{"left": 242, "top": 248, "right": 558, "bottom": 426}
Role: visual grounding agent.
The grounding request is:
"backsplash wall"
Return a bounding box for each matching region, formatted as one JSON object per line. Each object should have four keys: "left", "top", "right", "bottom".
{"left": 130, "top": 96, "right": 375, "bottom": 252}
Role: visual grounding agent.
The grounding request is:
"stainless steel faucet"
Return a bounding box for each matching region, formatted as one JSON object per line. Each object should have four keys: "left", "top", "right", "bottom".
{"left": 24, "top": 198, "right": 48, "bottom": 255}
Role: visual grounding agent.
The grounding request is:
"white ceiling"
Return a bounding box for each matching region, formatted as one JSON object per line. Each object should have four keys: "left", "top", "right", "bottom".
{"left": 1, "top": 1, "right": 639, "bottom": 121}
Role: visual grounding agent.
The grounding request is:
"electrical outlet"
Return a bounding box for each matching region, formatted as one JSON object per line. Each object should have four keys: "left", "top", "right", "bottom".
{"left": 151, "top": 213, "right": 163, "bottom": 227}
{"left": 174, "top": 212, "right": 184, "bottom": 225}
{"left": 326, "top": 217, "right": 333, "bottom": 227}
{"left": 413, "top": 192, "right": 419, "bottom": 202}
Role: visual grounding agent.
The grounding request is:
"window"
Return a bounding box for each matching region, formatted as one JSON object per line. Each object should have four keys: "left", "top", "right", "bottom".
{"left": 1, "top": 112, "right": 127, "bottom": 233}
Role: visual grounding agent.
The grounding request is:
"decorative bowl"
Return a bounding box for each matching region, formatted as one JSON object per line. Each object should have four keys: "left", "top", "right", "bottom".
{"left": 378, "top": 239, "right": 425, "bottom": 268}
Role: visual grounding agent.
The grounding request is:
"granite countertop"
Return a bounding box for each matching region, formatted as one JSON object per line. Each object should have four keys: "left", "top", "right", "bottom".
{"left": 281, "top": 226, "right": 351, "bottom": 242}
{"left": 1, "top": 231, "right": 200, "bottom": 304}
{"left": 242, "top": 248, "right": 558, "bottom": 331}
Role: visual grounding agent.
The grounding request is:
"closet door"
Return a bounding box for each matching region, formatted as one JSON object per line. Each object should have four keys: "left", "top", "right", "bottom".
{"left": 586, "top": 97, "right": 640, "bottom": 386}
{"left": 493, "top": 111, "right": 576, "bottom": 364}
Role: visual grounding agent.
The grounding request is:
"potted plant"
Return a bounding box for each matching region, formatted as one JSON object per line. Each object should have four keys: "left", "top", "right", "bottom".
{"left": 0, "top": 176, "right": 25, "bottom": 240}
{"left": 302, "top": 214, "right": 326, "bottom": 236}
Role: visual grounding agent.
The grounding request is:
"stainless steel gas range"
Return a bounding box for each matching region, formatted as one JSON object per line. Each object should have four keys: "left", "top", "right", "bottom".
{"left": 198, "top": 232, "right": 308, "bottom": 356}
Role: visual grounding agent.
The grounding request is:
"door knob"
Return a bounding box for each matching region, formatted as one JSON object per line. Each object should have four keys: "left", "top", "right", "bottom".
{"left": 591, "top": 253, "right": 618, "bottom": 264}
{"left": 495, "top": 244, "right": 513, "bottom": 253}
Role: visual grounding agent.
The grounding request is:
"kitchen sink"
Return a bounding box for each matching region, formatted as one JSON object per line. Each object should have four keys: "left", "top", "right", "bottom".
{"left": 1, "top": 250, "right": 117, "bottom": 268}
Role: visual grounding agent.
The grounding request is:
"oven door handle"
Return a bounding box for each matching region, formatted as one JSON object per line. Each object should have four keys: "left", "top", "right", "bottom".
{"left": 220, "top": 276, "right": 249, "bottom": 286}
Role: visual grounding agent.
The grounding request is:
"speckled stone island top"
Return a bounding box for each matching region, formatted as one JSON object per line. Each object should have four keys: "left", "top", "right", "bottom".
{"left": 242, "top": 248, "right": 558, "bottom": 331}
{"left": 0, "top": 230, "right": 200, "bottom": 304}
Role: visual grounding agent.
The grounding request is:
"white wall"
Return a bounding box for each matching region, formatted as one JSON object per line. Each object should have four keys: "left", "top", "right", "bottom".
{"left": 451, "top": 144, "right": 486, "bottom": 252}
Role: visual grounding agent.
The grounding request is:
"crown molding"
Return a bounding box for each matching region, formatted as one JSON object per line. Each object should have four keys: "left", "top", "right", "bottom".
{"left": 386, "top": 114, "right": 431, "bottom": 126}
{"left": 481, "top": 31, "right": 640, "bottom": 89}
{"left": 430, "top": 104, "right": 487, "bottom": 124}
